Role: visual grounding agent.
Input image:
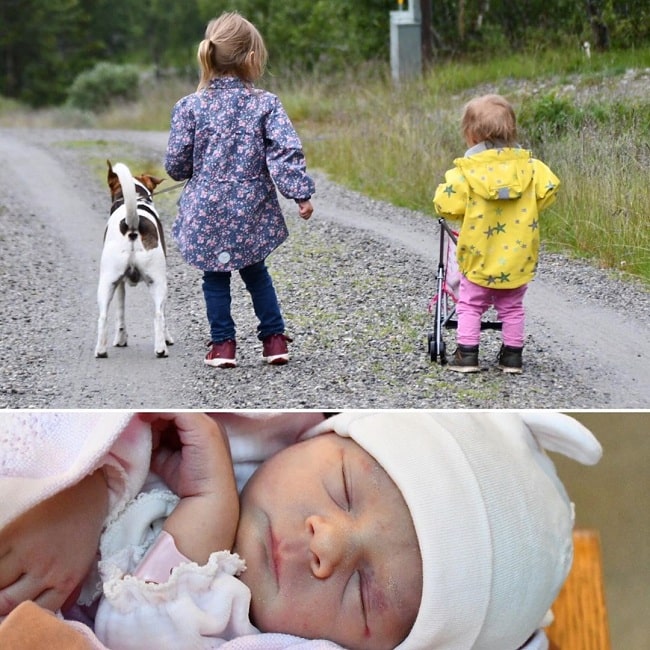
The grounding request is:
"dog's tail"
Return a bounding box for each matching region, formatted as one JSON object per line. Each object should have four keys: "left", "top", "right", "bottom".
{"left": 112, "top": 163, "right": 139, "bottom": 231}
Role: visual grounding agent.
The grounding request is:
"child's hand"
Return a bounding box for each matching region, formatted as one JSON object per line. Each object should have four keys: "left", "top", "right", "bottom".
{"left": 140, "top": 413, "right": 239, "bottom": 563}
{"left": 298, "top": 199, "right": 313, "bottom": 220}
{"left": 0, "top": 470, "right": 108, "bottom": 615}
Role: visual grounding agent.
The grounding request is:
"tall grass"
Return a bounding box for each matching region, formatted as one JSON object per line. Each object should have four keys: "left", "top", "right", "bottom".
{"left": 279, "top": 48, "right": 650, "bottom": 283}
{"left": 544, "top": 126, "right": 650, "bottom": 278}
{"left": 1, "top": 47, "right": 648, "bottom": 282}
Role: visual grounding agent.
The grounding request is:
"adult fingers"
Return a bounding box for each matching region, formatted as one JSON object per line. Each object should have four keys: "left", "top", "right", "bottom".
{"left": 0, "top": 573, "right": 40, "bottom": 615}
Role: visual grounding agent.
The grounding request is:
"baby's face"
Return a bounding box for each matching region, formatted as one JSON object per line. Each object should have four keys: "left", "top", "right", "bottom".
{"left": 233, "top": 434, "right": 422, "bottom": 650}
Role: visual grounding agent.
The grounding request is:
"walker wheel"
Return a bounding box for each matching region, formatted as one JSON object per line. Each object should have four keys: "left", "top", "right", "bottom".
{"left": 439, "top": 341, "right": 447, "bottom": 364}
{"left": 428, "top": 332, "right": 447, "bottom": 364}
{"left": 427, "top": 333, "right": 435, "bottom": 361}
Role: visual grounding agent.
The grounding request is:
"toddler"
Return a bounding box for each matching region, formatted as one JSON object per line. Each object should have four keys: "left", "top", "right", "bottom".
{"left": 0, "top": 411, "right": 602, "bottom": 650}
{"left": 433, "top": 94, "right": 560, "bottom": 373}
{"left": 165, "top": 12, "right": 315, "bottom": 368}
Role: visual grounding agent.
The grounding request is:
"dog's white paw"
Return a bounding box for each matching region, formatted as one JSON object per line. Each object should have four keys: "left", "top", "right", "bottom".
{"left": 156, "top": 348, "right": 169, "bottom": 358}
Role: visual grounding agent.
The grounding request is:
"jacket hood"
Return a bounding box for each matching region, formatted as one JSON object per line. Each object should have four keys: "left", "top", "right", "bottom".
{"left": 454, "top": 147, "right": 534, "bottom": 201}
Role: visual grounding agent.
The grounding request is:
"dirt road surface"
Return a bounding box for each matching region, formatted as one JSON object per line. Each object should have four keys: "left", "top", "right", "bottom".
{"left": 0, "top": 128, "right": 648, "bottom": 409}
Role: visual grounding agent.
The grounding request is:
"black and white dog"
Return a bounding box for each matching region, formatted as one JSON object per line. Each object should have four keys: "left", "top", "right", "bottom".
{"left": 95, "top": 161, "right": 173, "bottom": 358}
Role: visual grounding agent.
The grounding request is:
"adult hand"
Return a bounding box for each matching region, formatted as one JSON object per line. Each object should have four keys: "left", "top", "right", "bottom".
{"left": 0, "top": 470, "right": 108, "bottom": 615}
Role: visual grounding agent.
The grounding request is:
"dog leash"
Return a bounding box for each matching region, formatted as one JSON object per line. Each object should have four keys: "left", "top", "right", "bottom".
{"left": 153, "top": 181, "right": 187, "bottom": 196}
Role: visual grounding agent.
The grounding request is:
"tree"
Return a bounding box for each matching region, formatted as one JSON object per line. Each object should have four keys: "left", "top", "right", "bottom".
{"left": 421, "top": 0, "right": 434, "bottom": 70}
{"left": 2, "top": 0, "right": 650, "bottom": 108}
{"left": 586, "top": 1, "right": 610, "bottom": 50}
{"left": 210, "top": 0, "right": 391, "bottom": 73}
{"left": 138, "top": 0, "right": 204, "bottom": 74}
{"left": 0, "top": 0, "right": 96, "bottom": 106}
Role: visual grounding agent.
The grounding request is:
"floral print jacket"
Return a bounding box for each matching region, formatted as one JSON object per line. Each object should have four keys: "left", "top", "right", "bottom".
{"left": 165, "top": 77, "right": 315, "bottom": 272}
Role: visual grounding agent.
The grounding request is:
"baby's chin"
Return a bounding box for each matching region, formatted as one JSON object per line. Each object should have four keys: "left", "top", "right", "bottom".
{"left": 246, "top": 595, "right": 314, "bottom": 640}
{"left": 247, "top": 603, "right": 288, "bottom": 636}
{"left": 241, "top": 582, "right": 273, "bottom": 632}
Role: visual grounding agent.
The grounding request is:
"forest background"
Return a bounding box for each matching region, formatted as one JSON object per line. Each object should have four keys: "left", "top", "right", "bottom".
{"left": 1, "top": 0, "right": 650, "bottom": 281}
{"left": 3, "top": 0, "right": 649, "bottom": 107}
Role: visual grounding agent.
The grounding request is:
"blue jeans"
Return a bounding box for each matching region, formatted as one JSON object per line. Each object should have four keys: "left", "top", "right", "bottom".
{"left": 202, "top": 260, "right": 285, "bottom": 343}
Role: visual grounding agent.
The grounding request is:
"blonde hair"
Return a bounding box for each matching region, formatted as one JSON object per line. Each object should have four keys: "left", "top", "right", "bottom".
{"left": 197, "top": 12, "right": 268, "bottom": 90}
{"left": 461, "top": 94, "right": 517, "bottom": 146}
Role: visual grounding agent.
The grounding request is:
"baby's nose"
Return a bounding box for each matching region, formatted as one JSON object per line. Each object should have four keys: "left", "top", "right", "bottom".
{"left": 306, "top": 514, "right": 355, "bottom": 579}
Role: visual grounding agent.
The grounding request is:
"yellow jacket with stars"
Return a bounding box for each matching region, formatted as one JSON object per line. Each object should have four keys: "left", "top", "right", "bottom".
{"left": 433, "top": 145, "right": 560, "bottom": 289}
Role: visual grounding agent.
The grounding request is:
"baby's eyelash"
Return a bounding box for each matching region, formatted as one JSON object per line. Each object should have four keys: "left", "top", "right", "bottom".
{"left": 358, "top": 570, "right": 368, "bottom": 630}
{"left": 341, "top": 460, "right": 351, "bottom": 509}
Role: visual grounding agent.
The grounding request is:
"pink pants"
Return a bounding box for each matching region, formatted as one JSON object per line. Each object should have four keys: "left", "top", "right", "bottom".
{"left": 456, "top": 276, "right": 528, "bottom": 347}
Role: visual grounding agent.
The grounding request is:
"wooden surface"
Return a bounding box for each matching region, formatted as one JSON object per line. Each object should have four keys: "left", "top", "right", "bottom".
{"left": 546, "top": 529, "right": 611, "bottom": 650}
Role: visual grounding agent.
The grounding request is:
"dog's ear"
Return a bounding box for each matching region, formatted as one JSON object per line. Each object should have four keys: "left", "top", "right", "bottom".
{"left": 107, "top": 160, "right": 121, "bottom": 198}
{"left": 139, "top": 174, "right": 165, "bottom": 192}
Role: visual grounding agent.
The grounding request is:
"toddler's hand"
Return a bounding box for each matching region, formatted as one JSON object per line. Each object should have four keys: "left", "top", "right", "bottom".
{"left": 298, "top": 199, "right": 313, "bottom": 220}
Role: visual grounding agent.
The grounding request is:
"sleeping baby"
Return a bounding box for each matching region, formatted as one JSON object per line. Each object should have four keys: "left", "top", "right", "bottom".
{"left": 0, "top": 410, "right": 602, "bottom": 650}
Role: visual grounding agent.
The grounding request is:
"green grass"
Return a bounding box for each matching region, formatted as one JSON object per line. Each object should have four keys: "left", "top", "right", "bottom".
{"left": 287, "top": 47, "right": 650, "bottom": 283}
{"left": 2, "top": 46, "right": 649, "bottom": 283}
{"left": 542, "top": 129, "right": 650, "bottom": 278}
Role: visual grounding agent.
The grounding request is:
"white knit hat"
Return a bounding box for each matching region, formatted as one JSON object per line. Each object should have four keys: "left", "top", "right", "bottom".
{"left": 304, "top": 411, "right": 602, "bottom": 650}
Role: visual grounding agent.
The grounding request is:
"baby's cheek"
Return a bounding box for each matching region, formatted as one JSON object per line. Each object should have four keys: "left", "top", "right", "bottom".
{"left": 369, "top": 580, "right": 390, "bottom": 615}
{"left": 253, "top": 601, "right": 309, "bottom": 636}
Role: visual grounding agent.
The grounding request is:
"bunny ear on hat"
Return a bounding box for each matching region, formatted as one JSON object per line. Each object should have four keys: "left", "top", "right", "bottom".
{"left": 521, "top": 411, "right": 603, "bottom": 465}
{"left": 305, "top": 411, "right": 603, "bottom": 466}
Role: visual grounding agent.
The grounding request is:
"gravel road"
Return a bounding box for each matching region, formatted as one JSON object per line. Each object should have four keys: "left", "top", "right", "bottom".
{"left": 0, "top": 127, "right": 648, "bottom": 409}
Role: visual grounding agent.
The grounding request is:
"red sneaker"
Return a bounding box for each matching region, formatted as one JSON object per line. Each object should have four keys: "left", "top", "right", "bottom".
{"left": 204, "top": 340, "right": 237, "bottom": 368}
{"left": 262, "top": 333, "right": 292, "bottom": 365}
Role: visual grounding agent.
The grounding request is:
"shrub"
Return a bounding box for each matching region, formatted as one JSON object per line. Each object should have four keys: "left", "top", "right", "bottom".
{"left": 66, "top": 63, "right": 140, "bottom": 112}
{"left": 518, "top": 94, "right": 582, "bottom": 145}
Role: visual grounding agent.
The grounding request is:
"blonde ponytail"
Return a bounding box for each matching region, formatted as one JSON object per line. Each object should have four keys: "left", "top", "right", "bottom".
{"left": 197, "top": 38, "right": 215, "bottom": 90}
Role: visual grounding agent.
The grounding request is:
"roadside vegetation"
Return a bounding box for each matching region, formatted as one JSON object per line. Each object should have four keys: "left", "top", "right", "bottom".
{"left": 1, "top": 46, "right": 649, "bottom": 283}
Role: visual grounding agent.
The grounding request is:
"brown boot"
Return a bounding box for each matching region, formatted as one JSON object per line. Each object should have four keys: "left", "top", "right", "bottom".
{"left": 448, "top": 344, "right": 480, "bottom": 373}
{"left": 497, "top": 344, "right": 523, "bottom": 373}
